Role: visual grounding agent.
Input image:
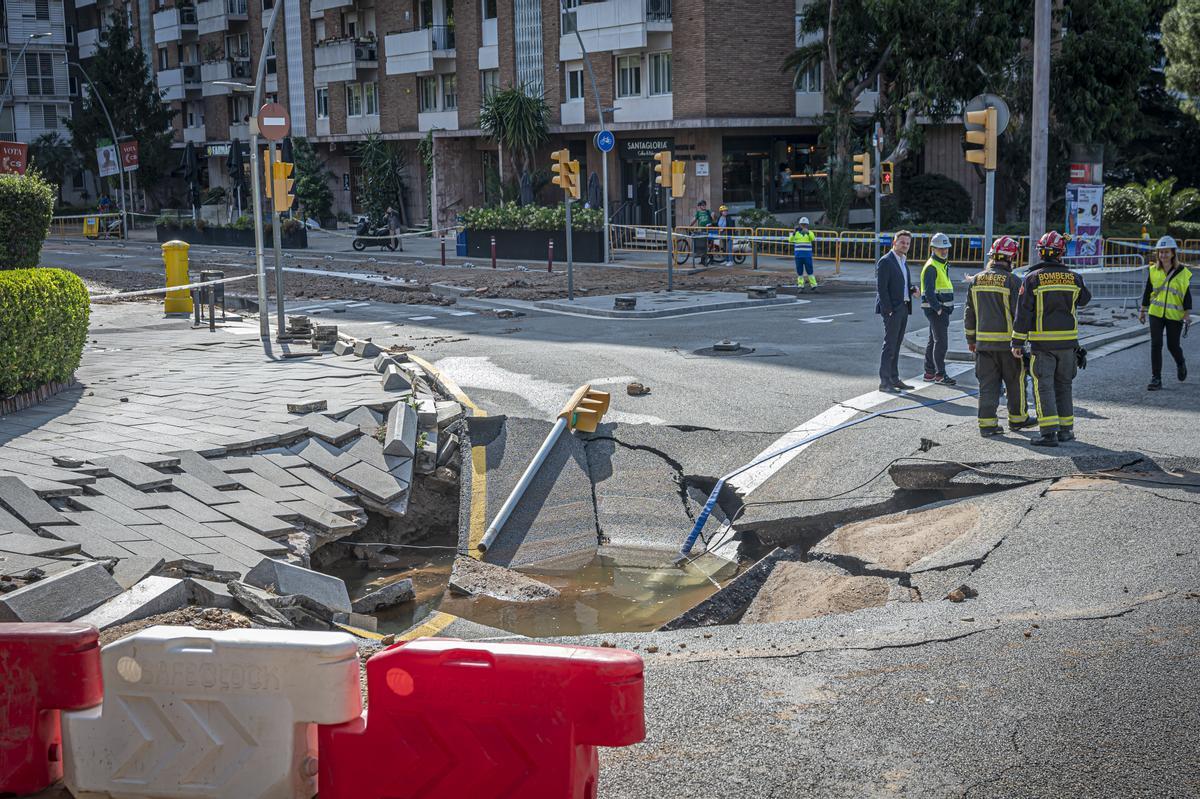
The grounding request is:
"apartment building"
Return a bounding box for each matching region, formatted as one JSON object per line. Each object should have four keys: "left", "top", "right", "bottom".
{"left": 0, "top": 0, "right": 75, "bottom": 149}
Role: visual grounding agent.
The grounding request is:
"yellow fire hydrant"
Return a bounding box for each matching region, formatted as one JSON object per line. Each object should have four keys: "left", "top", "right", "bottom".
{"left": 161, "top": 239, "right": 193, "bottom": 315}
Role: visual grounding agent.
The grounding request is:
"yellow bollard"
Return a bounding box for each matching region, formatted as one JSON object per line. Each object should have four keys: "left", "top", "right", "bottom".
{"left": 161, "top": 239, "right": 193, "bottom": 315}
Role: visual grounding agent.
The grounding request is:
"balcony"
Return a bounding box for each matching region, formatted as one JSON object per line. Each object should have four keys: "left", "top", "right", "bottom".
{"left": 559, "top": 0, "right": 671, "bottom": 61}
{"left": 313, "top": 38, "right": 377, "bottom": 85}
{"left": 153, "top": 6, "right": 199, "bottom": 43}
{"left": 74, "top": 0, "right": 96, "bottom": 7}
{"left": 201, "top": 58, "right": 252, "bottom": 95}
{"left": 418, "top": 109, "right": 458, "bottom": 133}
{"left": 182, "top": 123, "right": 206, "bottom": 144}
{"left": 310, "top": 0, "right": 353, "bottom": 14}
{"left": 77, "top": 28, "right": 100, "bottom": 59}
{"left": 384, "top": 25, "right": 454, "bottom": 76}
{"left": 229, "top": 120, "right": 250, "bottom": 140}
{"left": 158, "top": 64, "right": 201, "bottom": 101}
{"left": 197, "top": 0, "right": 248, "bottom": 35}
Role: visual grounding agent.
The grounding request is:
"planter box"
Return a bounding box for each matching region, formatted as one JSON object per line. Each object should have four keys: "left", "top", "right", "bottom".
{"left": 155, "top": 225, "right": 308, "bottom": 249}
{"left": 466, "top": 229, "right": 604, "bottom": 264}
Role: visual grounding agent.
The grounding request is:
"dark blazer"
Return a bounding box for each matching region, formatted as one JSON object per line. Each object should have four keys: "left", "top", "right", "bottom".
{"left": 875, "top": 250, "right": 913, "bottom": 315}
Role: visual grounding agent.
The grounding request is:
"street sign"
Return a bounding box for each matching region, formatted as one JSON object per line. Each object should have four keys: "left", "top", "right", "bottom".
{"left": 96, "top": 144, "right": 120, "bottom": 177}
{"left": 594, "top": 129, "right": 615, "bottom": 153}
{"left": 0, "top": 141, "right": 28, "bottom": 175}
{"left": 964, "top": 93, "right": 1011, "bottom": 135}
{"left": 257, "top": 103, "right": 291, "bottom": 141}
{"left": 119, "top": 141, "right": 139, "bottom": 173}
{"left": 969, "top": 236, "right": 983, "bottom": 249}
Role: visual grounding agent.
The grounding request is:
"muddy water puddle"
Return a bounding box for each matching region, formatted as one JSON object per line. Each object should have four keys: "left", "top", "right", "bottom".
{"left": 337, "top": 547, "right": 739, "bottom": 638}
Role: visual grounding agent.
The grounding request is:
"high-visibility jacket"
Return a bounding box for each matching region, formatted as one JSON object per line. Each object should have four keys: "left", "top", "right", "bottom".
{"left": 1144, "top": 266, "right": 1192, "bottom": 321}
{"left": 964, "top": 265, "right": 1021, "bottom": 351}
{"left": 1011, "top": 260, "right": 1092, "bottom": 351}
{"left": 788, "top": 229, "right": 815, "bottom": 256}
{"left": 920, "top": 256, "right": 955, "bottom": 312}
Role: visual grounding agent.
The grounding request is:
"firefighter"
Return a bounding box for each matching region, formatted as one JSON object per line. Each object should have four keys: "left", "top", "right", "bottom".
{"left": 920, "top": 232, "right": 956, "bottom": 384}
{"left": 789, "top": 217, "right": 818, "bottom": 292}
{"left": 965, "top": 236, "right": 1035, "bottom": 436}
{"left": 1011, "top": 230, "right": 1092, "bottom": 447}
{"left": 1140, "top": 235, "right": 1192, "bottom": 391}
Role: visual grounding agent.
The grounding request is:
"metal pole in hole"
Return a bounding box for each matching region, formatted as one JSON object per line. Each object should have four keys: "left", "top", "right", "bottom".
{"left": 491, "top": 235, "right": 497, "bottom": 269}
{"left": 192, "top": 290, "right": 201, "bottom": 326}
{"left": 565, "top": 197, "right": 575, "bottom": 301}
{"left": 478, "top": 416, "right": 568, "bottom": 553}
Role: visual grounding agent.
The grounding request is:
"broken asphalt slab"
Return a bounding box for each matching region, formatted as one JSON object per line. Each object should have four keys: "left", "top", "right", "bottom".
{"left": 448, "top": 555, "right": 560, "bottom": 602}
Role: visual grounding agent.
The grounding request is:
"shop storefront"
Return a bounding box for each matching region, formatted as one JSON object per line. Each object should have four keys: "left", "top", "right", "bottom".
{"left": 722, "top": 135, "right": 826, "bottom": 212}
{"left": 617, "top": 136, "right": 673, "bottom": 225}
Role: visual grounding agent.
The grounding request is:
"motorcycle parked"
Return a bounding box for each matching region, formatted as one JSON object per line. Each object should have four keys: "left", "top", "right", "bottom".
{"left": 352, "top": 218, "right": 397, "bottom": 252}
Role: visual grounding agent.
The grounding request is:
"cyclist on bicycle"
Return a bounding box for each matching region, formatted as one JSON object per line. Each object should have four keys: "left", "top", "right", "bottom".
{"left": 691, "top": 200, "right": 715, "bottom": 265}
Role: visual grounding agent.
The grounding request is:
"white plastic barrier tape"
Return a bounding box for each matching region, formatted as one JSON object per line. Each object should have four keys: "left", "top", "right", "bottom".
{"left": 62, "top": 626, "right": 362, "bottom": 799}
{"left": 307, "top": 224, "right": 462, "bottom": 241}
{"left": 88, "top": 274, "right": 255, "bottom": 302}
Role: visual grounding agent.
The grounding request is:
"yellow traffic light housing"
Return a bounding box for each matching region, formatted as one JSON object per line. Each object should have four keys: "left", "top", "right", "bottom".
{"left": 559, "top": 384, "right": 611, "bottom": 433}
{"left": 272, "top": 160, "right": 295, "bottom": 212}
{"left": 880, "top": 161, "right": 894, "bottom": 195}
{"left": 263, "top": 155, "right": 273, "bottom": 201}
{"left": 671, "top": 160, "right": 685, "bottom": 198}
{"left": 852, "top": 151, "right": 871, "bottom": 187}
{"left": 551, "top": 148, "right": 578, "bottom": 197}
{"left": 566, "top": 159, "right": 581, "bottom": 200}
{"left": 653, "top": 150, "right": 673, "bottom": 190}
{"left": 964, "top": 107, "right": 997, "bottom": 171}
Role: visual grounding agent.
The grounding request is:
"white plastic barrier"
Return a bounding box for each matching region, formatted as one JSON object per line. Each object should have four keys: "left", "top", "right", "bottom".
{"left": 61, "top": 626, "right": 362, "bottom": 799}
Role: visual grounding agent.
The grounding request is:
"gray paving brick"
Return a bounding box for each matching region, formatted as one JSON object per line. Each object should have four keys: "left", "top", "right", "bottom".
{"left": 56, "top": 512, "right": 151, "bottom": 545}
{"left": 245, "top": 456, "right": 304, "bottom": 487}
{"left": 342, "top": 434, "right": 407, "bottom": 473}
{"left": 0, "top": 552, "right": 57, "bottom": 577}
{"left": 0, "top": 532, "right": 81, "bottom": 557}
{"left": 261, "top": 453, "right": 308, "bottom": 469}
{"left": 0, "top": 503, "right": 35, "bottom": 535}
{"left": 0, "top": 562, "right": 123, "bottom": 622}
{"left": 231, "top": 471, "right": 300, "bottom": 502}
{"left": 91, "top": 455, "right": 172, "bottom": 490}
{"left": 199, "top": 535, "right": 279, "bottom": 568}
{"left": 122, "top": 538, "right": 187, "bottom": 562}
{"left": 381, "top": 364, "right": 412, "bottom": 392}
{"left": 138, "top": 509, "right": 228, "bottom": 547}
{"left": 170, "top": 474, "right": 237, "bottom": 506}
{"left": 76, "top": 576, "right": 188, "bottom": 630}
{"left": 212, "top": 501, "right": 296, "bottom": 537}
{"left": 201, "top": 521, "right": 289, "bottom": 554}
{"left": 168, "top": 450, "right": 240, "bottom": 489}
{"left": 281, "top": 484, "right": 361, "bottom": 516}
{"left": 66, "top": 494, "right": 158, "bottom": 526}
{"left": 277, "top": 499, "right": 361, "bottom": 535}
{"left": 131, "top": 523, "right": 218, "bottom": 557}
{"left": 158, "top": 491, "right": 231, "bottom": 523}
{"left": 187, "top": 553, "right": 255, "bottom": 578}
{"left": 341, "top": 406, "right": 384, "bottom": 433}
{"left": 336, "top": 461, "right": 406, "bottom": 504}
{"left": 92, "top": 477, "right": 170, "bottom": 510}
{"left": 298, "top": 413, "right": 361, "bottom": 445}
{"left": 289, "top": 467, "right": 357, "bottom": 500}
{"left": 290, "top": 437, "right": 358, "bottom": 475}
{"left": 383, "top": 403, "right": 417, "bottom": 457}
{"left": 245, "top": 558, "right": 352, "bottom": 613}
{"left": 0, "top": 474, "right": 80, "bottom": 497}
{"left": 0, "top": 475, "right": 69, "bottom": 526}
{"left": 112, "top": 556, "right": 166, "bottom": 589}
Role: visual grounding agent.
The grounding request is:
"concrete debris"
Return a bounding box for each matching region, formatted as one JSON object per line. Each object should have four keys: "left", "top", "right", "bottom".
{"left": 946, "top": 584, "right": 979, "bottom": 603}
{"left": 354, "top": 340, "right": 381, "bottom": 358}
{"left": 0, "top": 562, "right": 122, "bottom": 622}
{"left": 384, "top": 402, "right": 418, "bottom": 457}
{"left": 448, "top": 556, "right": 559, "bottom": 602}
{"left": 659, "top": 548, "right": 800, "bottom": 631}
{"left": 186, "top": 577, "right": 273, "bottom": 610}
{"left": 287, "top": 400, "right": 328, "bottom": 414}
{"left": 333, "top": 611, "right": 379, "bottom": 633}
{"left": 111, "top": 556, "right": 166, "bottom": 589}
{"left": 333, "top": 340, "right": 354, "bottom": 356}
{"left": 227, "top": 580, "right": 295, "bottom": 628}
{"left": 627, "top": 382, "right": 651, "bottom": 396}
{"left": 351, "top": 577, "right": 416, "bottom": 614}
{"left": 416, "top": 429, "right": 438, "bottom": 475}
{"left": 381, "top": 364, "right": 414, "bottom": 392}
{"left": 244, "top": 556, "right": 353, "bottom": 614}
{"left": 435, "top": 401, "right": 463, "bottom": 429}
{"left": 75, "top": 576, "right": 189, "bottom": 630}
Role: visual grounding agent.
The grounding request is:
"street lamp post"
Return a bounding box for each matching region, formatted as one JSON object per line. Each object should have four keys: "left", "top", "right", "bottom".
{"left": 68, "top": 61, "right": 129, "bottom": 236}
{"left": 560, "top": 0, "right": 610, "bottom": 263}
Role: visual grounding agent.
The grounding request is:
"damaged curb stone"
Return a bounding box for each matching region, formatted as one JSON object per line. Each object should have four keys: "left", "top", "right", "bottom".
{"left": 244, "top": 557, "right": 352, "bottom": 614}
{"left": 76, "top": 576, "right": 189, "bottom": 630}
{"left": 448, "top": 556, "right": 559, "bottom": 602}
{"left": 351, "top": 578, "right": 416, "bottom": 613}
{"left": 0, "top": 562, "right": 122, "bottom": 623}
{"left": 381, "top": 364, "right": 413, "bottom": 392}
{"left": 384, "top": 402, "right": 418, "bottom": 457}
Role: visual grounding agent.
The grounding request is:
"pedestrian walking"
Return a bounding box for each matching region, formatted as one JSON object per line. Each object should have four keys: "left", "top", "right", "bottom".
{"left": 386, "top": 205, "right": 403, "bottom": 251}
{"left": 691, "top": 200, "right": 715, "bottom": 266}
{"left": 1011, "top": 231, "right": 1092, "bottom": 447}
{"left": 920, "top": 232, "right": 956, "bottom": 384}
{"left": 965, "top": 236, "right": 1036, "bottom": 436}
{"left": 1140, "top": 235, "right": 1192, "bottom": 391}
{"left": 788, "top": 217, "right": 817, "bottom": 291}
{"left": 876, "top": 230, "right": 919, "bottom": 393}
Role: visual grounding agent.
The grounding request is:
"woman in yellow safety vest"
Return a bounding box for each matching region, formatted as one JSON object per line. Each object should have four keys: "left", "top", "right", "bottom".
{"left": 1139, "top": 235, "right": 1192, "bottom": 391}
{"left": 920, "top": 232, "right": 956, "bottom": 384}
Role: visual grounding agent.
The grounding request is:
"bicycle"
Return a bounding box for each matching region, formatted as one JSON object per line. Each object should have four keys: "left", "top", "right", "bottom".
{"left": 674, "top": 230, "right": 748, "bottom": 266}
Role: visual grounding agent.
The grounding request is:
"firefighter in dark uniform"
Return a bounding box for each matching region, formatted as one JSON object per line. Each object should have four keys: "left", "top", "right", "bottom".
{"left": 965, "top": 236, "right": 1036, "bottom": 436}
{"left": 1011, "top": 230, "right": 1092, "bottom": 447}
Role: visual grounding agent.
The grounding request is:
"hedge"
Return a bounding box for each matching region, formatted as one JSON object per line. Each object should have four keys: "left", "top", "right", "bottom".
{"left": 0, "top": 172, "right": 56, "bottom": 270}
{"left": 0, "top": 268, "right": 90, "bottom": 397}
{"left": 461, "top": 201, "right": 604, "bottom": 232}
{"left": 897, "top": 173, "right": 973, "bottom": 225}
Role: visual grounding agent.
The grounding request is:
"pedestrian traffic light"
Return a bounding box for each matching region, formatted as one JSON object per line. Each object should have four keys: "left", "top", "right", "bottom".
{"left": 653, "top": 150, "right": 673, "bottom": 190}
{"left": 551, "top": 148, "right": 578, "bottom": 198}
{"left": 852, "top": 151, "right": 871, "bottom": 187}
{"left": 272, "top": 160, "right": 295, "bottom": 212}
{"left": 671, "top": 160, "right": 685, "bottom": 198}
{"left": 964, "top": 106, "right": 998, "bottom": 171}
{"left": 880, "top": 161, "right": 894, "bottom": 195}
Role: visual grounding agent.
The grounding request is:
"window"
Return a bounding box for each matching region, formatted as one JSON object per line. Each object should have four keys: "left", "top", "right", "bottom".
{"left": 66, "top": 25, "right": 74, "bottom": 45}
{"left": 69, "top": 75, "right": 79, "bottom": 95}
{"left": 346, "top": 82, "right": 363, "bottom": 116}
{"left": 561, "top": 0, "right": 579, "bottom": 33}
{"left": 364, "top": 81, "right": 378, "bottom": 115}
{"left": 158, "top": 47, "right": 169, "bottom": 71}
{"left": 226, "top": 33, "right": 249, "bottom": 59}
{"left": 617, "top": 55, "right": 641, "bottom": 98}
{"left": 314, "top": 19, "right": 326, "bottom": 42}
{"left": 185, "top": 103, "right": 203, "bottom": 127}
{"left": 39, "top": 105, "right": 58, "bottom": 130}
{"left": 418, "top": 75, "right": 437, "bottom": 112}
{"left": 316, "top": 86, "right": 329, "bottom": 119}
{"left": 480, "top": 69, "right": 499, "bottom": 99}
{"left": 441, "top": 74, "right": 456, "bottom": 110}
{"left": 35, "top": 0, "right": 49, "bottom": 20}
{"left": 482, "top": 0, "right": 496, "bottom": 20}
{"left": 796, "top": 60, "right": 821, "bottom": 93}
{"left": 26, "top": 53, "right": 55, "bottom": 96}
{"left": 566, "top": 67, "right": 583, "bottom": 101}
{"left": 72, "top": 170, "right": 85, "bottom": 190}
{"left": 343, "top": 11, "right": 357, "bottom": 38}
{"left": 649, "top": 52, "right": 671, "bottom": 96}
{"left": 266, "top": 41, "right": 276, "bottom": 75}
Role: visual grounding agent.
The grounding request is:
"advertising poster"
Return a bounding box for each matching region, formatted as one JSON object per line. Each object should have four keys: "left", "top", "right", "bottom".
{"left": 120, "top": 141, "right": 140, "bottom": 172}
{"left": 0, "top": 141, "right": 28, "bottom": 175}
{"left": 1066, "top": 183, "right": 1103, "bottom": 263}
{"left": 96, "top": 144, "right": 120, "bottom": 178}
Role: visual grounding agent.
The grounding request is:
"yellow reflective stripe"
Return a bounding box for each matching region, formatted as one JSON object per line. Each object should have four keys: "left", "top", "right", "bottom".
{"left": 976, "top": 332, "right": 1011, "bottom": 342}
{"left": 964, "top": 327, "right": 976, "bottom": 335}
{"left": 1012, "top": 331, "right": 1028, "bottom": 341}
{"left": 1038, "top": 417, "right": 1060, "bottom": 428}
{"left": 978, "top": 418, "right": 999, "bottom": 428}
{"left": 1028, "top": 330, "right": 1078, "bottom": 341}
{"left": 1016, "top": 360, "right": 1027, "bottom": 419}
{"left": 1060, "top": 415, "right": 1074, "bottom": 426}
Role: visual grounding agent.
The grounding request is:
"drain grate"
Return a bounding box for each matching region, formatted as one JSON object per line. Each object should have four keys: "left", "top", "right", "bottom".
{"left": 693, "top": 340, "right": 756, "bottom": 357}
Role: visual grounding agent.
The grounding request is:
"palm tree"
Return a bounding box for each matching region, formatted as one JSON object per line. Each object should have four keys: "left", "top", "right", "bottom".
{"left": 478, "top": 86, "right": 549, "bottom": 186}
{"left": 28, "top": 133, "right": 79, "bottom": 206}
{"left": 1137, "top": 177, "right": 1200, "bottom": 228}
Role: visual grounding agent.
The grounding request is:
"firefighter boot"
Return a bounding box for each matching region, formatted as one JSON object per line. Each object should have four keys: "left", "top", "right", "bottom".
{"left": 1032, "top": 432, "right": 1059, "bottom": 448}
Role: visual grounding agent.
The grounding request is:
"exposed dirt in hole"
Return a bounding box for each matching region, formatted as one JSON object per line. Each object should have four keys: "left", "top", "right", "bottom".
{"left": 815, "top": 502, "right": 982, "bottom": 574}
{"left": 740, "top": 560, "right": 903, "bottom": 624}
{"left": 98, "top": 607, "right": 252, "bottom": 645}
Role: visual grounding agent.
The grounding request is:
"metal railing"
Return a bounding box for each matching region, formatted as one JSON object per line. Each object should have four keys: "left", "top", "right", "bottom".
{"left": 647, "top": 0, "right": 671, "bottom": 21}
{"left": 49, "top": 213, "right": 124, "bottom": 239}
{"left": 429, "top": 24, "right": 454, "bottom": 50}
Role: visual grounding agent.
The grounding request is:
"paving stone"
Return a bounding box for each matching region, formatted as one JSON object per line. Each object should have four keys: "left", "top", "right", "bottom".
{"left": 336, "top": 461, "right": 406, "bottom": 504}
{"left": 75, "top": 576, "right": 189, "bottom": 630}
{"left": 202, "top": 521, "right": 290, "bottom": 554}
{"left": 120, "top": 538, "right": 186, "bottom": 562}
{"left": 169, "top": 474, "right": 237, "bottom": 506}
{"left": 280, "top": 484, "right": 361, "bottom": 516}
{"left": 341, "top": 406, "right": 384, "bottom": 434}
{"left": 372, "top": 353, "right": 395, "bottom": 373}
{"left": 245, "top": 455, "right": 305, "bottom": 487}
{"left": 0, "top": 552, "right": 57, "bottom": 578}
{"left": 168, "top": 449, "right": 241, "bottom": 489}
{"left": 91, "top": 455, "right": 171, "bottom": 490}
{"left": 0, "top": 503, "right": 35, "bottom": 535}
{"left": 260, "top": 452, "right": 308, "bottom": 469}
{"left": 0, "top": 475, "right": 69, "bottom": 526}
{"left": 112, "top": 556, "right": 166, "bottom": 589}
{"left": 158, "top": 491, "right": 230, "bottom": 523}
{"left": 351, "top": 578, "right": 415, "bottom": 614}
{"left": 244, "top": 557, "right": 352, "bottom": 614}
{"left": 299, "top": 413, "right": 361, "bottom": 445}
{"left": 381, "top": 364, "right": 413, "bottom": 392}
{"left": 66, "top": 494, "right": 157, "bottom": 526}
{"left": 231, "top": 471, "right": 301, "bottom": 502}
{"left": 0, "top": 475, "right": 80, "bottom": 497}
{"left": 58, "top": 511, "right": 152, "bottom": 543}
{"left": 415, "top": 397, "right": 438, "bottom": 427}
{"left": 342, "top": 434, "right": 407, "bottom": 472}
{"left": 290, "top": 436, "right": 358, "bottom": 475}
{"left": 187, "top": 577, "right": 272, "bottom": 610}
{"left": 289, "top": 467, "right": 357, "bottom": 500}
{"left": 39, "top": 525, "right": 136, "bottom": 559}
{"left": 436, "top": 400, "right": 464, "bottom": 429}
{"left": 0, "top": 532, "right": 81, "bottom": 557}
{"left": 333, "top": 340, "right": 354, "bottom": 356}
{"left": 91, "top": 477, "right": 170, "bottom": 510}
{"left": 0, "top": 562, "right": 123, "bottom": 622}
{"left": 383, "top": 402, "right": 418, "bottom": 457}
{"left": 196, "top": 535, "right": 277, "bottom": 569}
{"left": 213, "top": 501, "right": 297, "bottom": 537}
{"left": 137, "top": 509, "right": 229, "bottom": 548}
{"left": 353, "top": 339, "right": 381, "bottom": 358}
{"left": 278, "top": 499, "right": 361, "bottom": 535}
{"left": 389, "top": 457, "right": 414, "bottom": 489}
{"left": 287, "top": 399, "right": 328, "bottom": 414}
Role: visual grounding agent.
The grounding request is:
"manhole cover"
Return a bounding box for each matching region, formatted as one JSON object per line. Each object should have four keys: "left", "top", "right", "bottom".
{"left": 693, "top": 340, "right": 756, "bottom": 357}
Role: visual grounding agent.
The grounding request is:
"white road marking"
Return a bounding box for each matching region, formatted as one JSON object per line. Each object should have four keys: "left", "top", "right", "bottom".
{"left": 448, "top": 310, "right": 477, "bottom": 316}
{"left": 409, "top": 315, "right": 438, "bottom": 321}
{"left": 346, "top": 301, "right": 371, "bottom": 308}
{"left": 797, "top": 312, "right": 854, "bottom": 324}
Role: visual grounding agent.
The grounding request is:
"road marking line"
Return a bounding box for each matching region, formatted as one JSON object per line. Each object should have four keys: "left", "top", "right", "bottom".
{"left": 346, "top": 301, "right": 370, "bottom": 308}
{"left": 409, "top": 315, "right": 437, "bottom": 321}
{"left": 798, "top": 312, "right": 854, "bottom": 324}
{"left": 402, "top": 611, "right": 459, "bottom": 640}
{"left": 448, "top": 310, "right": 477, "bottom": 316}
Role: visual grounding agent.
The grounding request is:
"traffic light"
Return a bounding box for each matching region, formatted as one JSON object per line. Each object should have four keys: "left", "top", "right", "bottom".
{"left": 964, "top": 106, "right": 998, "bottom": 170}
{"left": 271, "top": 160, "right": 295, "bottom": 212}
{"left": 671, "top": 160, "right": 685, "bottom": 198}
{"left": 880, "top": 161, "right": 894, "bottom": 195}
{"left": 550, "top": 148, "right": 578, "bottom": 198}
{"left": 653, "top": 150, "right": 673, "bottom": 190}
{"left": 559, "top": 384, "right": 611, "bottom": 433}
{"left": 852, "top": 151, "right": 871, "bottom": 187}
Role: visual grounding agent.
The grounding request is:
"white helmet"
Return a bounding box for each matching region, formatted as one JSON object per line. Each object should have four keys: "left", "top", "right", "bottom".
{"left": 930, "top": 232, "right": 951, "bottom": 249}
{"left": 1156, "top": 235, "right": 1178, "bottom": 250}
{"left": 798, "top": 217, "right": 810, "bottom": 226}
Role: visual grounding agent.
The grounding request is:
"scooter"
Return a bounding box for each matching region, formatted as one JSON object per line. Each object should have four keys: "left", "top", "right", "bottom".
{"left": 352, "top": 218, "right": 397, "bottom": 252}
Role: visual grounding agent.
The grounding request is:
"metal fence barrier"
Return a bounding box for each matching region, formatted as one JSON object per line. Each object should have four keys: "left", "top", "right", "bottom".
{"left": 50, "top": 213, "right": 123, "bottom": 239}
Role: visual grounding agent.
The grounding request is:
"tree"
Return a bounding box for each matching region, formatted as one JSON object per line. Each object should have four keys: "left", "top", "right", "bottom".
{"left": 291, "top": 137, "right": 334, "bottom": 223}
{"left": 355, "top": 132, "right": 408, "bottom": 226}
{"left": 1163, "top": 0, "right": 1200, "bottom": 121}
{"left": 28, "top": 133, "right": 78, "bottom": 206}
{"left": 478, "top": 86, "right": 549, "bottom": 182}
{"left": 67, "top": 12, "right": 175, "bottom": 203}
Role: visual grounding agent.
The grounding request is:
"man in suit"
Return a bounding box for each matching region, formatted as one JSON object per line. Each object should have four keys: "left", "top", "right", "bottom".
{"left": 876, "top": 230, "right": 919, "bottom": 392}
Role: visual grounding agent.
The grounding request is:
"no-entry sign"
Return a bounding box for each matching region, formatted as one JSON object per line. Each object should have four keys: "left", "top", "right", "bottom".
{"left": 257, "top": 103, "right": 290, "bottom": 141}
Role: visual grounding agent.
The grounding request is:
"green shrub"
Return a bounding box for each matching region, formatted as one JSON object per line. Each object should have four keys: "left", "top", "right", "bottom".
{"left": 0, "top": 268, "right": 89, "bottom": 397}
{"left": 1104, "top": 185, "right": 1142, "bottom": 224}
{"left": 231, "top": 214, "right": 252, "bottom": 230}
{"left": 0, "top": 172, "right": 56, "bottom": 270}
{"left": 202, "top": 186, "right": 227, "bottom": 205}
{"left": 897, "top": 173, "right": 972, "bottom": 225}
{"left": 734, "top": 207, "right": 784, "bottom": 229}
{"left": 1168, "top": 220, "right": 1200, "bottom": 241}
{"left": 461, "top": 201, "right": 603, "bottom": 232}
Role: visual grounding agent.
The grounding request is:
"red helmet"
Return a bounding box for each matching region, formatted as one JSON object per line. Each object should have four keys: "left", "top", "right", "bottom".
{"left": 989, "top": 235, "right": 1020, "bottom": 262}
{"left": 1037, "top": 230, "right": 1067, "bottom": 257}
